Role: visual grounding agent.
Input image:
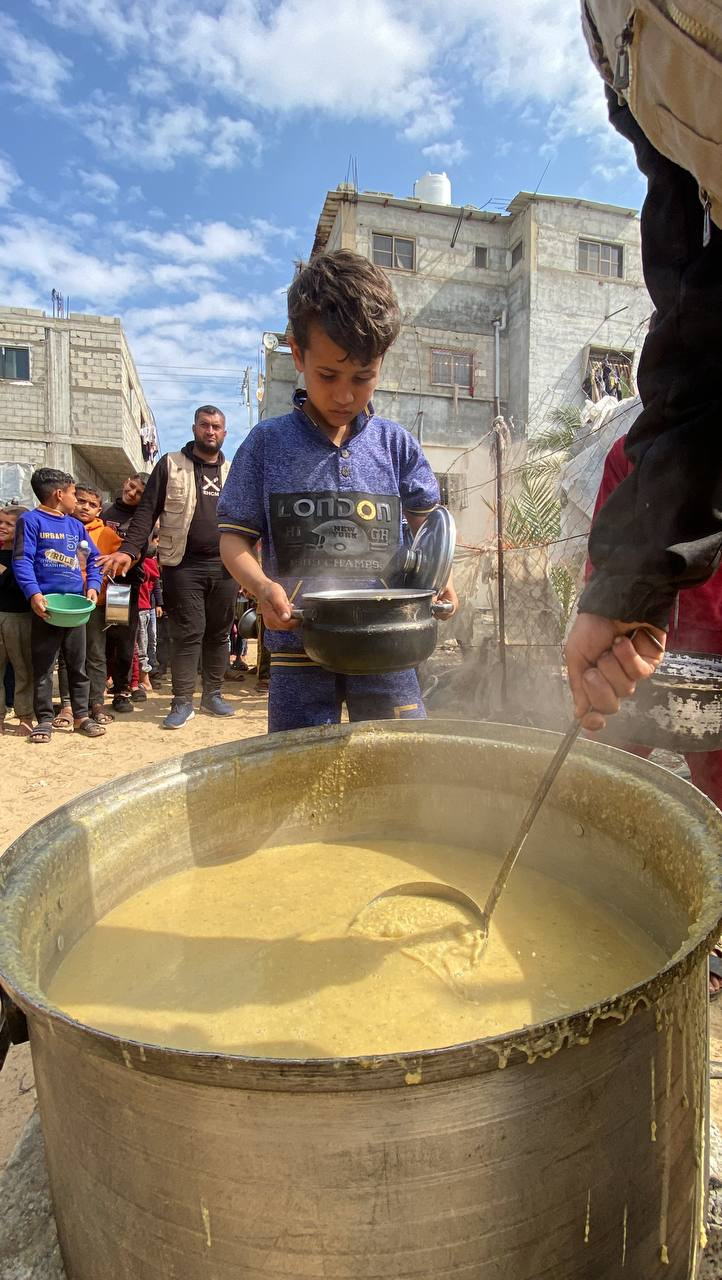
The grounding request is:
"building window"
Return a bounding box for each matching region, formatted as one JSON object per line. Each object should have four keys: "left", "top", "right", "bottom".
{"left": 0, "top": 346, "right": 30, "bottom": 381}
{"left": 435, "top": 471, "right": 469, "bottom": 512}
{"left": 584, "top": 348, "right": 634, "bottom": 402}
{"left": 510, "top": 240, "right": 523, "bottom": 268}
{"left": 579, "top": 238, "right": 624, "bottom": 278}
{"left": 431, "top": 349, "right": 473, "bottom": 390}
{"left": 372, "top": 232, "right": 415, "bottom": 271}
{"left": 474, "top": 246, "right": 488, "bottom": 269}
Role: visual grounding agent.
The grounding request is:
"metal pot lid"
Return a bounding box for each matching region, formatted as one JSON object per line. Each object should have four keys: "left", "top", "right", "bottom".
{"left": 404, "top": 506, "right": 456, "bottom": 593}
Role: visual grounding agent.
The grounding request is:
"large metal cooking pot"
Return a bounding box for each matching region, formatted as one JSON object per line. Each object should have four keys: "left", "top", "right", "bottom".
{"left": 291, "top": 588, "right": 454, "bottom": 673}
{"left": 601, "top": 651, "right": 722, "bottom": 753}
{"left": 0, "top": 722, "right": 720, "bottom": 1280}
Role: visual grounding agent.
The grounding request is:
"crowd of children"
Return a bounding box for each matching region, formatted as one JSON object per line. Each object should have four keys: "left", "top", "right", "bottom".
{"left": 0, "top": 467, "right": 265, "bottom": 742}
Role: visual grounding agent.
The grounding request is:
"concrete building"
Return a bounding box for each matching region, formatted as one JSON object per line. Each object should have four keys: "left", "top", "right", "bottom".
{"left": 260, "top": 179, "right": 651, "bottom": 545}
{"left": 0, "top": 307, "right": 156, "bottom": 504}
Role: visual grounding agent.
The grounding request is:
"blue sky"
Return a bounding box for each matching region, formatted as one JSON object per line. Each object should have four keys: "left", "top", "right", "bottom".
{"left": 0, "top": 0, "right": 645, "bottom": 454}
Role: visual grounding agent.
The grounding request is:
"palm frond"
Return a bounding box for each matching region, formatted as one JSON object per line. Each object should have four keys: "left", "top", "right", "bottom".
{"left": 549, "top": 564, "right": 579, "bottom": 622}
{"left": 527, "top": 405, "right": 584, "bottom": 462}
{"left": 505, "top": 471, "right": 561, "bottom": 547}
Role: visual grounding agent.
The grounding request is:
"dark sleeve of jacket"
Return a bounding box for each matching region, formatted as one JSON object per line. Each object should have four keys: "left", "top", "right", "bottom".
{"left": 152, "top": 575, "right": 163, "bottom": 608}
{"left": 579, "top": 424, "right": 722, "bottom": 627}
{"left": 121, "top": 458, "right": 169, "bottom": 560}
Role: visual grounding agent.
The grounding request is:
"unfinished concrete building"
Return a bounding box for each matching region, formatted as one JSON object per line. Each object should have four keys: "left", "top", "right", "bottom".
{"left": 0, "top": 307, "right": 157, "bottom": 505}
{"left": 261, "top": 177, "right": 651, "bottom": 545}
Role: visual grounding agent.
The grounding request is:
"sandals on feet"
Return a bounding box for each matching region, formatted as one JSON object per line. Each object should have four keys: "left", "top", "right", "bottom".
{"left": 73, "top": 717, "right": 106, "bottom": 738}
{"left": 91, "top": 704, "right": 115, "bottom": 724}
{"left": 29, "top": 724, "right": 53, "bottom": 744}
{"left": 52, "top": 706, "right": 74, "bottom": 730}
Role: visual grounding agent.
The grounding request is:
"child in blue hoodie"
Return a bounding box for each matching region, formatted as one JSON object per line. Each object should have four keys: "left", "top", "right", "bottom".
{"left": 13, "top": 468, "right": 106, "bottom": 742}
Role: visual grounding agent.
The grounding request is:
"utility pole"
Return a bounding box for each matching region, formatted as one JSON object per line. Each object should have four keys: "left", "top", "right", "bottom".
{"left": 241, "top": 367, "right": 253, "bottom": 433}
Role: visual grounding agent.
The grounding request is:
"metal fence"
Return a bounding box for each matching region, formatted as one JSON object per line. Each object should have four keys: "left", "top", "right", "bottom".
{"left": 426, "top": 394, "right": 645, "bottom": 730}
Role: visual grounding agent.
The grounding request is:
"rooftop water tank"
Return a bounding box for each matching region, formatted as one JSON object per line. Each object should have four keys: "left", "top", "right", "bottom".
{"left": 414, "top": 172, "right": 452, "bottom": 206}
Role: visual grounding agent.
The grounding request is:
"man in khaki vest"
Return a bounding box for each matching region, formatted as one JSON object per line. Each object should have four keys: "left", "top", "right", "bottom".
{"left": 101, "top": 406, "right": 237, "bottom": 729}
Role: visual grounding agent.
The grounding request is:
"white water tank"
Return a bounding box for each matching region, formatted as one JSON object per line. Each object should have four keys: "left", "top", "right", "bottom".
{"left": 414, "top": 172, "right": 452, "bottom": 206}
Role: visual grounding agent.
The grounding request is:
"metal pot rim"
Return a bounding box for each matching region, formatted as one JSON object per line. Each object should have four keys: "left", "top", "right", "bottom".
{"left": 1, "top": 721, "right": 721, "bottom": 1091}
{"left": 304, "top": 588, "right": 434, "bottom": 603}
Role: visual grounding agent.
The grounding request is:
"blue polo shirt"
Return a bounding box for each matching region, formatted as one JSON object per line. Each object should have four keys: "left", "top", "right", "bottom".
{"left": 217, "top": 391, "right": 439, "bottom": 651}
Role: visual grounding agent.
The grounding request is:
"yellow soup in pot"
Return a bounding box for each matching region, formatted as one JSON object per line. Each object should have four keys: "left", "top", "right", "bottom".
{"left": 47, "top": 838, "right": 665, "bottom": 1058}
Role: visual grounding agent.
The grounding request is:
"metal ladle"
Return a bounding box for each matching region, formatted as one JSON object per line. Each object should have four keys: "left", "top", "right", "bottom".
{"left": 353, "top": 628, "right": 665, "bottom": 948}
{"left": 353, "top": 718, "right": 581, "bottom": 945}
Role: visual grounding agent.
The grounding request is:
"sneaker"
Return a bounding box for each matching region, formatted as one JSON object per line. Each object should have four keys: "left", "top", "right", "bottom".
{"left": 200, "top": 692, "right": 236, "bottom": 717}
{"left": 131, "top": 687, "right": 147, "bottom": 702}
{"left": 112, "top": 693, "right": 134, "bottom": 714}
{"left": 163, "top": 698, "right": 195, "bottom": 729}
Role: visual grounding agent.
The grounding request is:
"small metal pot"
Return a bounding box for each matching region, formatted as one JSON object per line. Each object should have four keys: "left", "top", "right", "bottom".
{"left": 104, "top": 582, "right": 131, "bottom": 627}
{"left": 291, "top": 588, "right": 453, "bottom": 674}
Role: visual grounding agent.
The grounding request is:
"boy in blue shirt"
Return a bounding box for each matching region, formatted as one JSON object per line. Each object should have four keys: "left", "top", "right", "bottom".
{"left": 218, "top": 250, "right": 457, "bottom": 732}
{"left": 13, "top": 468, "right": 106, "bottom": 742}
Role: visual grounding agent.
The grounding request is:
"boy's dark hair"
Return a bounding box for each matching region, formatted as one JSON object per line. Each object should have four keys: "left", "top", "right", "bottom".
{"left": 75, "top": 485, "right": 102, "bottom": 503}
{"left": 194, "top": 405, "right": 225, "bottom": 422}
{"left": 287, "top": 250, "right": 401, "bottom": 363}
{"left": 31, "top": 468, "right": 74, "bottom": 503}
{"left": 130, "top": 474, "right": 148, "bottom": 485}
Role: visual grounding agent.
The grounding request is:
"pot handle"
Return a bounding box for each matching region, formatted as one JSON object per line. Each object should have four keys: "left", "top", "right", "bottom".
{"left": 431, "top": 600, "right": 454, "bottom": 620}
{"left": 0, "top": 987, "right": 29, "bottom": 1072}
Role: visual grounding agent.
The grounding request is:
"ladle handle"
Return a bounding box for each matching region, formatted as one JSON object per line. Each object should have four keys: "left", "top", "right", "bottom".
{"left": 290, "top": 607, "right": 304, "bottom": 622}
{"left": 482, "top": 720, "right": 583, "bottom": 924}
{"left": 431, "top": 600, "right": 454, "bottom": 620}
{"left": 481, "top": 625, "right": 665, "bottom": 929}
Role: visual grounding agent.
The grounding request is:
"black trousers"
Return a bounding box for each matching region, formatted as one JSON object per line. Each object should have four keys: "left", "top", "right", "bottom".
{"left": 161, "top": 559, "right": 237, "bottom": 700}
{"left": 105, "top": 591, "right": 139, "bottom": 695}
{"left": 58, "top": 606, "right": 108, "bottom": 708}
{"left": 31, "top": 614, "right": 89, "bottom": 724}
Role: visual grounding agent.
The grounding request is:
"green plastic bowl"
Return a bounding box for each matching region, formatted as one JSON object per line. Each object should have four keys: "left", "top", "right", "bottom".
{"left": 43, "top": 594, "right": 96, "bottom": 628}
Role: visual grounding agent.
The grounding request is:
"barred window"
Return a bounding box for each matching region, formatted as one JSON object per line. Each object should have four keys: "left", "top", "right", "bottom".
{"left": 435, "top": 471, "right": 468, "bottom": 511}
{"left": 0, "top": 346, "right": 30, "bottom": 380}
{"left": 579, "top": 238, "right": 624, "bottom": 278}
{"left": 372, "top": 233, "right": 415, "bottom": 271}
{"left": 474, "top": 245, "right": 488, "bottom": 269}
{"left": 511, "top": 240, "right": 523, "bottom": 267}
{"left": 431, "top": 348, "right": 473, "bottom": 388}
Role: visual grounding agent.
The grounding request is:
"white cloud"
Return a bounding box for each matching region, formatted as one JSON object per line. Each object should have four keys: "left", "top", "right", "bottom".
{"left": 127, "top": 66, "right": 173, "bottom": 98}
{"left": 68, "top": 211, "right": 98, "bottom": 228}
{"left": 32, "top": 0, "right": 147, "bottom": 54}
{"left": 0, "top": 217, "right": 143, "bottom": 305}
{"left": 0, "top": 13, "right": 72, "bottom": 104}
{"left": 77, "top": 169, "right": 120, "bottom": 204}
{"left": 126, "top": 290, "right": 280, "bottom": 331}
{"left": 78, "top": 99, "right": 260, "bottom": 171}
{"left": 421, "top": 139, "right": 468, "bottom": 167}
{"left": 125, "top": 220, "right": 268, "bottom": 263}
{"left": 0, "top": 156, "right": 20, "bottom": 207}
{"left": 27, "top": 0, "right": 618, "bottom": 170}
